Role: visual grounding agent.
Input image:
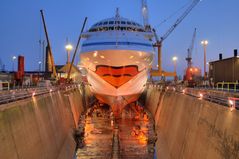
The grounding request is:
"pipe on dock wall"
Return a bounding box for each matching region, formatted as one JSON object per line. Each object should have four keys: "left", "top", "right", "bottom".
{"left": 0, "top": 87, "right": 88, "bottom": 159}
{"left": 146, "top": 87, "right": 239, "bottom": 159}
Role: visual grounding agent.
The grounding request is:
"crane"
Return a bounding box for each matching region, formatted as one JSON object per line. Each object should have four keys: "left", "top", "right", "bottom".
{"left": 151, "top": 0, "right": 201, "bottom": 77}
{"left": 184, "top": 28, "right": 202, "bottom": 87}
{"left": 186, "top": 28, "right": 197, "bottom": 68}
{"left": 67, "top": 17, "right": 87, "bottom": 81}
{"left": 40, "top": 10, "right": 57, "bottom": 79}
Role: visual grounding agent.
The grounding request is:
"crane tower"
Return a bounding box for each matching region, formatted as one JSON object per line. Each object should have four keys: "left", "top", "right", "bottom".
{"left": 186, "top": 28, "right": 197, "bottom": 68}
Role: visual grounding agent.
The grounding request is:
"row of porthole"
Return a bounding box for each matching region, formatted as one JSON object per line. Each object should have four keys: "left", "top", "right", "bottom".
{"left": 89, "top": 26, "right": 145, "bottom": 32}
{"left": 93, "top": 21, "right": 141, "bottom": 27}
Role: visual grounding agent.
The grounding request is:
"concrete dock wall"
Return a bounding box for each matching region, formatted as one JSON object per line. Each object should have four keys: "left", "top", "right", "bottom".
{"left": 146, "top": 87, "right": 239, "bottom": 159}
{"left": 0, "top": 87, "right": 87, "bottom": 159}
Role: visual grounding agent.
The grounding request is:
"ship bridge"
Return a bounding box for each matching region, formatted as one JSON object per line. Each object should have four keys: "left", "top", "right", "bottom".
{"left": 88, "top": 17, "right": 146, "bottom": 33}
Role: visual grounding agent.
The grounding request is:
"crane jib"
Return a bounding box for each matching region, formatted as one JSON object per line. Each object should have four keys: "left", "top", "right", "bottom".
{"left": 158, "top": 0, "right": 201, "bottom": 43}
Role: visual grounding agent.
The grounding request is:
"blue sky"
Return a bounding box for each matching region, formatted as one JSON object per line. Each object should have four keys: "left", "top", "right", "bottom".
{"left": 0, "top": 0, "right": 239, "bottom": 76}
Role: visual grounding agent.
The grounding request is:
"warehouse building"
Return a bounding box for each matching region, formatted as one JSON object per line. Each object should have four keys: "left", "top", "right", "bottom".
{"left": 209, "top": 49, "right": 239, "bottom": 85}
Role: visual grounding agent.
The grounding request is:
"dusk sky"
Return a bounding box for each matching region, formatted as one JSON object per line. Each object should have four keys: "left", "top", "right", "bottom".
{"left": 0, "top": 0, "right": 239, "bottom": 77}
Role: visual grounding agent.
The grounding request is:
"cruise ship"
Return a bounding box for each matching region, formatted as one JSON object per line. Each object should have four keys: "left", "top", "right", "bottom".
{"left": 80, "top": 10, "right": 154, "bottom": 117}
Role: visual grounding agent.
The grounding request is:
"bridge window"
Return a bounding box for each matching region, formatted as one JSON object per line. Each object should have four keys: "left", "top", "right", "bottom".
{"left": 121, "top": 21, "right": 126, "bottom": 24}
{"left": 127, "top": 21, "right": 132, "bottom": 25}
{"left": 120, "top": 27, "right": 127, "bottom": 31}
{"left": 89, "top": 23, "right": 145, "bottom": 32}
{"left": 138, "top": 29, "right": 144, "bottom": 32}
{"left": 127, "top": 27, "right": 132, "bottom": 31}
{"left": 89, "top": 26, "right": 145, "bottom": 32}
{"left": 103, "top": 27, "right": 108, "bottom": 31}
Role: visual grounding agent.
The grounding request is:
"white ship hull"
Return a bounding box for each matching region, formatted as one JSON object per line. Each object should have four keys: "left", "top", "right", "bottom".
{"left": 79, "top": 15, "right": 154, "bottom": 116}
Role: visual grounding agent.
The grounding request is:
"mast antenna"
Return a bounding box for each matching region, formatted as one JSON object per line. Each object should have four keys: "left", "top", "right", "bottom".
{"left": 142, "top": 0, "right": 151, "bottom": 31}
{"left": 116, "top": 8, "right": 120, "bottom": 18}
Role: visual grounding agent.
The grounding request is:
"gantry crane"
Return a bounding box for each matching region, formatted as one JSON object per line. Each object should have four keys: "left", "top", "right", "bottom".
{"left": 40, "top": 10, "right": 57, "bottom": 79}
{"left": 186, "top": 28, "right": 197, "bottom": 68}
{"left": 150, "top": 0, "right": 201, "bottom": 77}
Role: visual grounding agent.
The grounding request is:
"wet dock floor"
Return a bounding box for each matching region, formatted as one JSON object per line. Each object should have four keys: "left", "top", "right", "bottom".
{"left": 75, "top": 103, "right": 157, "bottom": 159}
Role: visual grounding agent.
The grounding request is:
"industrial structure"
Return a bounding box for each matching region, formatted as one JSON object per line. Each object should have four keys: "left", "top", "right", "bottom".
{"left": 40, "top": 10, "right": 57, "bottom": 79}
{"left": 209, "top": 49, "right": 239, "bottom": 85}
{"left": 183, "top": 28, "right": 202, "bottom": 87}
{"left": 150, "top": 0, "right": 201, "bottom": 79}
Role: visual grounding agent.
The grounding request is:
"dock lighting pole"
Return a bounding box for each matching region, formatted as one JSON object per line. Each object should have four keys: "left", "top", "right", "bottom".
{"left": 12, "top": 56, "right": 17, "bottom": 72}
{"left": 172, "top": 56, "right": 178, "bottom": 81}
{"left": 65, "top": 44, "right": 73, "bottom": 64}
{"left": 38, "top": 61, "right": 42, "bottom": 80}
{"left": 38, "top": 61, "right": 42, "bottom": 71}
{"left": 201, "top": 40, "right": 208, "bottom": 79}
{"left": 172, "top": 56, "right": 178, "bottom": 72}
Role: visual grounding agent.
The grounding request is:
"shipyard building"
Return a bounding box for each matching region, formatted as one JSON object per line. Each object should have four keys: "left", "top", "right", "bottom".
{"left": 209, "top": 49, "right": 239, "bottom": 84}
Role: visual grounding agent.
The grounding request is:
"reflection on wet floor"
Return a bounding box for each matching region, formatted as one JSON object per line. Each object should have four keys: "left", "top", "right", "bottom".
{"left": 76, "top": 104, "right": 113, "bottom": 159}
{"left": 75, "top": 103, "right": 157, "bottom": 159}
{"left": 119, "top": 104, "right": 156, "bottom": 159}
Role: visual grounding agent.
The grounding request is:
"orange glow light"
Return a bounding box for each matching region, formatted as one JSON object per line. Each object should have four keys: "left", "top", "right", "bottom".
{"left": 199, "top": 93, "right": 203, "bottom": 99}
{"left": 230, "top": 106, "right": 235, "bottom": 112}
{"left": 182, "top": 89, "right": 185, "bottom": 94}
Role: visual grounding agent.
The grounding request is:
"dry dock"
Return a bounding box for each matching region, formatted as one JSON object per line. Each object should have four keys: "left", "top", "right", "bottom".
{"left": 0, "top": 84, "right": 239, "bottom": 159}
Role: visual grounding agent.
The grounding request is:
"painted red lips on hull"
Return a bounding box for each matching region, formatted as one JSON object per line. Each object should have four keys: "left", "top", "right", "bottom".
{"left": 95, "top": 65, "right": 139, "bottom": 88}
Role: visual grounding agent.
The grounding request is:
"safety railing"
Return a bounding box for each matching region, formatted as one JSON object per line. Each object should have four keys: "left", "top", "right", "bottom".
{"left": 148, "top": 83, "right": 239, "bottom": 111}
{"left": 0, "top": 84, "right": 80, "bottom": 105}
{"left": 216, "top": 82, "right": 239, "bottom": 92}
{"left": 0, "top": 81, "right": 10, "bottom": 91}
{"left": 175, "top": 86, "right": 239, "bottom": 111}
{"left": 196, "top": 84, "right": 239, "bottom": 93}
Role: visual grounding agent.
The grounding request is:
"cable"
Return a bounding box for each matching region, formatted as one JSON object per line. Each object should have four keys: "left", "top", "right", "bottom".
{"left": 157, "top": 0, "right": 191, "bottom": 27}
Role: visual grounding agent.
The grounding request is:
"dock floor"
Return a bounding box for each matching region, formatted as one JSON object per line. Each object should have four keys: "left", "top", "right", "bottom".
{"left": 76, "top": 103, "right": 156, "bottom": 159}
